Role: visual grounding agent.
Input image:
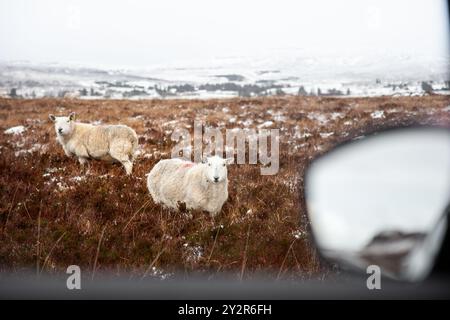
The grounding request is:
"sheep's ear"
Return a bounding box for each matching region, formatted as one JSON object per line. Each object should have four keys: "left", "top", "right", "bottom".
{"left": 49, "top": 114, "right": 56, "bottom": 122}
{"left": 69, "top": 112, "right": 76, "bottom": 121}
{"left": 225, "top": 157, "right": 234, "bottom": 165}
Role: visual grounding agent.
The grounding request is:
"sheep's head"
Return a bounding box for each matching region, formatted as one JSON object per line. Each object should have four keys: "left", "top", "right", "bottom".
{"left": 49, "top": 112, "right": 76, "bottom": 136}
{"left": 203, "top": 156, "right": 233, "bottom": 183}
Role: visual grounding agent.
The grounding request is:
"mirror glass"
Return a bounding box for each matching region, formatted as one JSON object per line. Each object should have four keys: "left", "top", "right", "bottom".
{"left": 305, "top": 127, "right": 450, "bottom": 281}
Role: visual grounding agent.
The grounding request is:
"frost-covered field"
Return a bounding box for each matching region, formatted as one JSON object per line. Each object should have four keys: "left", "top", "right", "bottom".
{"left": 0, "top": 95, "right": 449, "bottom": 279}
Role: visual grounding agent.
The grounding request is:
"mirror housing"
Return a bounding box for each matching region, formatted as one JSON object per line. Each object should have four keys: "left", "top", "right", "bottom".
{"left": 305, "top": 127, "right": 450, "bottom": 281}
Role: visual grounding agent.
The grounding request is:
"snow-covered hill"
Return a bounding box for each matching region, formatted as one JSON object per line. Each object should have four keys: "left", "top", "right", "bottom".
{"left": 1, "top": 51, "right": 448, "bottom": 99}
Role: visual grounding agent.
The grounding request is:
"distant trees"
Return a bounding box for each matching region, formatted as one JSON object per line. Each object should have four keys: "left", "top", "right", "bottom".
{"left": 275, "top": 88, "right": 285, "bottom": 96}
{"left": 308, "top": 87, "right": 345, "bottom": 96}
{"left": 421, "top": 81, "right": 433, "bottom": 94}
{"left": 9, "top": 88, "right": 17, "bottom": 98}
{"left": 169, "top": 84, "right": 195, "bottom": 93}
{"left": 90, "top": 88, "right": 101, "bottom": 96}
{"left": 123, "top": 89, "right": 148, "bottom": 98}
{"left": 154, "top": 85, "right": 169, "bottom": 97}
{"left": 57, "top": 90, "right": 67, "bottom": 98}
{"left": 326, "top": 88, "right": 344, "bottom": 96}
{"left": 444, "top": 81, "right": 450, "bottom": 89}
{"left": 297, "top": 86, "right": 307, "bottom": 96}
{"left": 196, "top": 83, "right": 283, "bottom": 97}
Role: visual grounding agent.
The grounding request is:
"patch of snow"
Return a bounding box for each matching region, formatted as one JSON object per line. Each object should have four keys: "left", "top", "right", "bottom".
{"left": 330, "top": 112, "right": 343, "bottom": 120}
{"left": 4, "top": 125, "right": 26, "bottom": 135}
{"left": 148, "top": 267, "right": 172, "bottom": 280}
{"left": 14, "top": 143, "right": 47, "bottom": 157}
{"left": 292, "top": 230, "right": 304, "bottom": 239}
{"left": 258, "top": 121, "right": 274, "bottom": 128}
{"left": 45, "top": 167, "right": 64, "bottom": 174}
{"left": 272, "top": 112, "right": 286, "bottom": 122}
{"left": 184, "top": 245, "right": 203, "bottom": 264}
{"left": 56, "top": 181, "right": 70, "bottom": 191}
{"left": 308, "top": 113, "right": 328, "bottom": 124}
{"left": 294, "top": 130, "right": 312, "bottom": 139}
{"left": 162, "top": 120, "right": 179, "bottom": 128}
{"left": 241, "top": 119, "right": 253, "bottom": 127}
{"left": 320, "top": 132, "right": 334, "bottom": 138}
{"left": 370, "top": 110, "right": 385, "bottom": 119}
{"left": 70, "top": 176, "right": 86, "bottom": 183}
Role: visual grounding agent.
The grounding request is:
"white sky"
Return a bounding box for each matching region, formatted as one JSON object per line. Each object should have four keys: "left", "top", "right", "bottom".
{"left": 0, "top": 0, "right": 448, "bottom": 67}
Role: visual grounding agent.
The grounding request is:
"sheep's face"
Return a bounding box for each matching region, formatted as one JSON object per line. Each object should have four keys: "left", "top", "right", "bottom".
{"left": 203, "top": 156, "right": 232, "bottom": 184}
{"left": 49, "top": 113, "right": 76, "bottom": 136}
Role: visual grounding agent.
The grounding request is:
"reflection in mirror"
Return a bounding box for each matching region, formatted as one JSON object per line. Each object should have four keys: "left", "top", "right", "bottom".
{"left": 305, "top": 127, "right": 450, "bottom": 281}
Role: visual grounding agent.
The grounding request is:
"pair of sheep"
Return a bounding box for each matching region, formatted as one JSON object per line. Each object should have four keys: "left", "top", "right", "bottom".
{"left": 49, "top": 113, "right": 230, "bottom": 215}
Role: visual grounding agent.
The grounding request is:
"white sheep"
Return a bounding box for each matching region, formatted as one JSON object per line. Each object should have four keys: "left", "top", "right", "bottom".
{"left": 49, "top": 112, "right": 138, "bottom": 175}
{"left": 147, "top": 156, "right": 232, "bottom": 216}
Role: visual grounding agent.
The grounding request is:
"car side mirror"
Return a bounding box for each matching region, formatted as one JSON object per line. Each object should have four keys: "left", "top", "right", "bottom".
{"left": 305, "top": 127, "right": 450, "bottom": 281}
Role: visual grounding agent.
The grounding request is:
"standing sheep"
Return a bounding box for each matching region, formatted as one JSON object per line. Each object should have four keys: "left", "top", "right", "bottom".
{"left": 147, "top": 156, "right": 232, "bottom": 216}
{"left": 49, "top": 112, "right": 138, "bottom": 175}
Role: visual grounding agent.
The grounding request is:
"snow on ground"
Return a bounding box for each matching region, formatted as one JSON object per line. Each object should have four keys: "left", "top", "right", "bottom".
{"left": 370, "top": 110, "right": 385, "bottom": 119}
{"left": 307, "top": 113, "right": 328, "bottom": 124}
{"left": 2, "top": 52, "right": 448, "bottom": 100}
{"left": 147, "top": 267, "right": 173, "bottom": 280}
{"left": 292, "top": 229, "right": 305, "bottom": 239}
{"left": 258, "top": 121, "right": 274, "bottom": 128}
{"left": 293, "top": 127, "right": 312, "bottom": 140}
{"left": 184, "top": 244, "right": 203, "bottom": 264}
{"left": 320, "top": 132, "right": 334, "bottom": 138}
{"left": 330, "top": 112, "right": 344, "bottom": 120}
{"left": 14, "top": 143, "right": 48, "bottom": 157}
{"left": 4, "top": 125, "right": 26, "bottom": 135}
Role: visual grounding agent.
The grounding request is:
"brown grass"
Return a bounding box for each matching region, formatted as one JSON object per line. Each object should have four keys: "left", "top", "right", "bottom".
{"left": 0, "top": 95, "right": 449, "bottom": 280}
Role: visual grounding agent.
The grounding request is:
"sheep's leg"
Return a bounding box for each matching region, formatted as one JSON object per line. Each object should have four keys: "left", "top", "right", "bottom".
{"left": 122, "top": 160, "right": 133, "bottom": 175}
{"left": 62, "top": 145, "right": 72, "bottom": 157}
{"left": 78, "top": 157, "right": 90, "bottom": 174}
{"left": 110, "top": 151, "right": 133, "bottom": 175}
{"left": 117, "top": 157, "right": 133, "bottom": 175}
{"left": 208, "top": 209, "right": 218, "bottom": 217}
{"left": 110, "top": 140, "right": 134, "bottom": 175}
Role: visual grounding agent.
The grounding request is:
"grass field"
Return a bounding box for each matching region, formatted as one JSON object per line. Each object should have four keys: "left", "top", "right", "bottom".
{"left": 0, "top": 95, "right": 449, "bottom": 280}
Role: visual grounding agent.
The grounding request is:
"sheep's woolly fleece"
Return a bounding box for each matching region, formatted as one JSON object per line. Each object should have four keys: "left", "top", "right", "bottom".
{"left": 147, "top": 156, "right": 230, "bottom": 216}
{"left": 50, "top": 114, "right": 138, "bottom": 175}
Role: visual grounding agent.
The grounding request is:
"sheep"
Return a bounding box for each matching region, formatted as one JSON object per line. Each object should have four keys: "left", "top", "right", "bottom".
{"left": 49, "top": 112, "right": 138, "bottom": 175}
{"left": 147, "top": 156, "right": 232, "bottom": 216}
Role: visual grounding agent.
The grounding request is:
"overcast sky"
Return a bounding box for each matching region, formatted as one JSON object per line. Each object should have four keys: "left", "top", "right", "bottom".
{"left": 0, "top": 0, "right": 448, "bottom": 68}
